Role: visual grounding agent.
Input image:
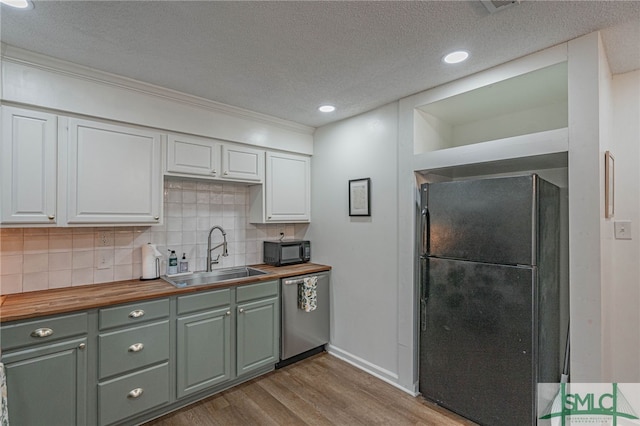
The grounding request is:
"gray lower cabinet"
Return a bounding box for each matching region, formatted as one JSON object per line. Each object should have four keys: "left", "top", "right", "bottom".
{"left": 236, "top": 296, "right": 279, "bottom": 376}
{"left": 0, "top": 279, "right": 283, "bottom": 425}
{"left": 176, "top": 306, "right": 232, "bottom": 398}
{"left": 176, "top": 281, "right": 279, "bottom": 397}
{"left": 97, "top": 299, "right": 171, "bottom": 426}
{"left": 97, "top": 363, "right": 170, "bottom": 426}
{"left": 0, "top": 313, "right": 88, "bottom": 426}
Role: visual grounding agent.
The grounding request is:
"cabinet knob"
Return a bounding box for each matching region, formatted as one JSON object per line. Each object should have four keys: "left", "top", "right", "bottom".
{"left": 128, "top": 343, "right": 144, "bottom": 353}
{"left": 31, "top": 328, "right": 53, "bottom": 338}
{"left": 212, "top": 169, "right": 217, "bottom": 175}
{"left": 223, "top": 171, "right": 229, "bottom": 176}
{"left": 127, "top": 388, "right": 144, "bottom": 399}
{"left": 79, "top": 343, "right": 86, "bottom": 350}
{"left": 128, "top": 309, "right": 145, "bottom": 319}
{"left": 226, "top": 311, "right": 231, "bottom": 316}
{"left": 48, "top": 215, "right": 55, "bottom": 220}
{"left": 238, "top": 308, "right": 244, "bottom": 314}
{"left": 154, "top": 216, "right": 160, "bottom": 221}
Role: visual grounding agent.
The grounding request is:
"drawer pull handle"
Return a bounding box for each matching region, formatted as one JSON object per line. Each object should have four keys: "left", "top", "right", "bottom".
{"left": 128, "top": 343, "right": 144, "bottom": 353}
{"left": 128, "top": 309, "right": 145, "bottom": 319}
{"left": 31, "top": 328, "right": 53, "bottom": 338}
{"left": 127, "top": 388, "right": 144, "bottom": 399}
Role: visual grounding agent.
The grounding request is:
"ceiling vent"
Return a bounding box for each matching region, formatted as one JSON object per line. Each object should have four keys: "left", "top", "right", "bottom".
{"left": 480, "top": 0, "right": 519, "bottom": 14}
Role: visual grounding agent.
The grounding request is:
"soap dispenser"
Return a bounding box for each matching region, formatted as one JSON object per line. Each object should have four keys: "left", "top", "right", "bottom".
{"left": 179, "top": 253, "right": 189, "bottom": 273}
{"left": 167, "top": 250, "right": 178, "bottom": 275}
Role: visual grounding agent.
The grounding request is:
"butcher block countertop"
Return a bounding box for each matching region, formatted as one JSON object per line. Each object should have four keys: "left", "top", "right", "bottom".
{"left": 0, "top": 263, "right": 331, "bottom": 323}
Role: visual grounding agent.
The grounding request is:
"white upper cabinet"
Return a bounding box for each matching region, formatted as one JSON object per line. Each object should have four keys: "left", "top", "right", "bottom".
{"left": 220, "top": 144, "right": 263, "bottom": 182}
{"left": 1, "top": 106, "right": 58, "bottom": 224}
{"left": 166, "top": 134, "right": 264, "bottom": 183}
{"left": 167, "top": 134, "right": 219, "bottom": 177}
{"left": 65, "top": 118, "right": 163, "bottom": 225}
{"left": 250, "top": 152, "right": 310, "bottom": 223}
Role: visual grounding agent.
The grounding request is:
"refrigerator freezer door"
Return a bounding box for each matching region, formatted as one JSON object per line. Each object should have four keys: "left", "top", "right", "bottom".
{"left": 423, "top": 175, "right": 535, "bottom": 265}
{"left": 419, "top": 257, "right": 535, "bottom": 426}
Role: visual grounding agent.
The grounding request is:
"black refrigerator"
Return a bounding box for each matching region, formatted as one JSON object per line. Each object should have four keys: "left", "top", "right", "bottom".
{"left": 418, "top": 174, "right": 561, "bottom": 426}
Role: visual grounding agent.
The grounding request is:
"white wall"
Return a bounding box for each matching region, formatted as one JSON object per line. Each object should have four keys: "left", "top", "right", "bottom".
{"left": 307, "top": 102, "right": 401, "bottom": 385}
{"left": 607, "top": 69, "right": 640, "bottom": 381}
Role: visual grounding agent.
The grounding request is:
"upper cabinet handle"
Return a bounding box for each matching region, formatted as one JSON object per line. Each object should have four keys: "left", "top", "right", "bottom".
{"left": 128, "top": 309, "right": 145, "bottom": 319}
{"left": 31, "top": 328, "right": 53, "bottom": 338}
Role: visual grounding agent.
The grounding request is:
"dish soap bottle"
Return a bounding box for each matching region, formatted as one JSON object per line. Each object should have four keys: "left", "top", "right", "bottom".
{"left": 179, "top": 253, "right": 189, "bottom": 273}
{"left": 167, "top": 250, "right": 178, "bottom": 275}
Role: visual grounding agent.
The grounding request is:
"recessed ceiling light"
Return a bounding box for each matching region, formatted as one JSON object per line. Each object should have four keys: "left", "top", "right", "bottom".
{"left": 443, "top": 50, "right": 469, "bottom": 64}
{"left": 318, "top": 105, "right": 336, "bottom": 113}
{"left": 0, "top": 0, "right": 33, "bottom": 8}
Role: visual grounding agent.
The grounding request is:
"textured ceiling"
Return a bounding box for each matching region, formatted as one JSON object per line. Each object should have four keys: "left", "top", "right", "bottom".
{"left": 1, "top": 1, "right": 639, "bottom": 128}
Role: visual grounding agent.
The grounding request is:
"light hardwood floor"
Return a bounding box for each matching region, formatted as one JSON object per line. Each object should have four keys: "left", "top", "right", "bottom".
{"left": 145, "top": 353, "right": 477, "bottom": 425}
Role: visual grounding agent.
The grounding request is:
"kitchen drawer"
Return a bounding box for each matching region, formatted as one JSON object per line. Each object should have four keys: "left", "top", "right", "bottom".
{"left": 98, "top": 362, "right": 170, "bottom": 426}
{"left": 99, "top": 298, "right": 169, "bottom": 330}
{"left": 236, "top": 280, "right": 278, "bottom": 303}
{"left": 177, "top": 288, "right": 231, "bottom": 315}
{"left": 98, "top": 320, "right": 170, "bottom": 379}
{"left": 0, "top": 312, "right": 88, "bottom": 351}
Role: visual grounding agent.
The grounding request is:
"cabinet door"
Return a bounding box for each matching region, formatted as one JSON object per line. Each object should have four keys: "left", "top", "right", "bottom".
{"left": 176, "top": 306, "right": 231, "bottom": 398}
{"left": 221, "top": 143, "right": 264, "bottom": 182}
{"left": 265, "top": 152, "right": 310, "bottom": 222}
{"left": 1, "top": 106, "right": 57, "bottom": 224}
{"left": 236, "top": 296, "right": 279, "bottom": 376}
{"left": 66, "top": 118, "right": 162, "bottom": 224}
{"left": 2, "top": 337, "right": 87, "bottom": 426}
{"left": 166, "top": 134, "right": 220, "bottom": 178}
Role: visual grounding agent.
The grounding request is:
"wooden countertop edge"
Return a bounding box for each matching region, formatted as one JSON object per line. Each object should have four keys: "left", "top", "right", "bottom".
{"left": 0, "top": 263, "right": 331, "bottom": 323}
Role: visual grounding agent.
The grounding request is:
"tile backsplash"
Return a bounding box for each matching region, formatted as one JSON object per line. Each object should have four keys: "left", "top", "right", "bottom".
{"left": 0, "top": 178, "right": 308, "bottom": 294}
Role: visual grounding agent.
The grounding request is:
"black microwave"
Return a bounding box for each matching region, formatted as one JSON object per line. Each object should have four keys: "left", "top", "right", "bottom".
{"left": 263, "top": 240, "right": 310, "bottom": 266}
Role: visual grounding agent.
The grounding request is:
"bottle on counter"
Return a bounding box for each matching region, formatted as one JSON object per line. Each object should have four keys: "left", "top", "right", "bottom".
{"left": 167, "top": 250, "right": 178, "bottom": 275}
{"left": 179, "top": 253, "right": 189, "bottom": 273}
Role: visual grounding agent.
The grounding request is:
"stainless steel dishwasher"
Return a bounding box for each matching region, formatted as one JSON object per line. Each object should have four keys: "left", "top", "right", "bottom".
{"left": 278, "top": 271, "right": 330, "bottom": 367}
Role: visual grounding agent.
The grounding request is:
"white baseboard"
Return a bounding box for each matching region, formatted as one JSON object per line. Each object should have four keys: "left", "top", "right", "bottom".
{"left": 326, "top": 344, "right": 418, "bottom": 396}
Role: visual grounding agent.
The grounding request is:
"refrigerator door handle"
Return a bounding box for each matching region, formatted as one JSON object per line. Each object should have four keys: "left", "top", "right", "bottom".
{"left": 419, "top": 257, "right": 429, "bottom": 331}
{"left": 421, "top": 207, "right": 429, "bottom": 254}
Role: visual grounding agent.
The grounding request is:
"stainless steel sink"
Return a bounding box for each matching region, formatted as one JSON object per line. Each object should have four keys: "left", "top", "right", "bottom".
{"left": 162, "top": 267, "right": 268, "bottom": 288}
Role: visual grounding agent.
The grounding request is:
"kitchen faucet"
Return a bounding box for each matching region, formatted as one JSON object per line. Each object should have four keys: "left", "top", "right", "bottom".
{"left": 207, "top": 225, "right": 228, "bottom": 271}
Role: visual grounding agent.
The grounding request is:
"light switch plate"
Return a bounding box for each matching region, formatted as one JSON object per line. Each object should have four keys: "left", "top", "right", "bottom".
{"left": 614, "top": 221, "right": 632, "bottom": 240}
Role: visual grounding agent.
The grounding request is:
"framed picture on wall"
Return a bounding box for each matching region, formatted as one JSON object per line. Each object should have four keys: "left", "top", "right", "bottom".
{"left": 349, "top": 178, "right": 371, "bottom": 216}
{"left": 605, "top": 150, "right": 615, "bottom": 219}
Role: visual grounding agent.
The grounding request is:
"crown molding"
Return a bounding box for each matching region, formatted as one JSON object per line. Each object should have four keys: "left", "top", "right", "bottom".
{"left": 1, "top": 43, "right": 315, "bottom": 135}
